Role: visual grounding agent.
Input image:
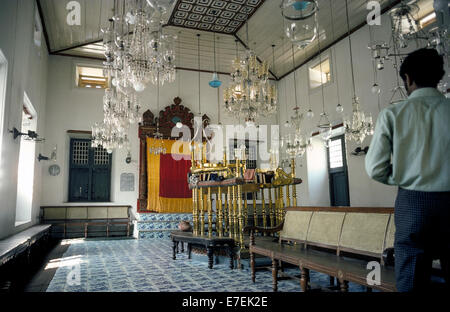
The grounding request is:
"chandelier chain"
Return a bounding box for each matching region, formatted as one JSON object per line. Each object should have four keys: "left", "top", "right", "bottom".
{"left": 329, "top": 0, "right": 341, "bottom": 106}
{"left": 345, "top": 0, "right": 357, "bottom": 99}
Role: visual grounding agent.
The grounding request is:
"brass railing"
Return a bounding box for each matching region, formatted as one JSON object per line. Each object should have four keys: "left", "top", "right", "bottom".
{"left": 189, "top": 147, "right": 301, "bottom": 249}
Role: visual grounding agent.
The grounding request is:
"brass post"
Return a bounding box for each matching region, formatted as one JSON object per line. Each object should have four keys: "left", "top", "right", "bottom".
{"left": 291, "top": 158, "right": 297, "bottom": 207}
{"left": 199, "top": 188, "right": 205, "bottom": 236}
{"left": 207, "top": 187, "right": 213, "bottom": 238}
{"left": 192, "top": 188, "right": 198, "bottom": 235}
{"left": 232, "top": 185, "right": 238, "bottom": 242}
{"left": 244, "top": 193, "right": 248, "bottom": 227}
{"left": 269, "top": 187, "right": 274, "bottom": 227}
{"left": 261, "top": 188, "right": 267, "bottom": 230}
{"left": 273, "top": 187, "right": 279, "bottom": 225}
{"left": 217, "top": 187, "right": 223, "bottom": 238}
{"left": 278, "top": 187, "right": 284, "bottom": 224}
{"left": 191, "top": 143, "right": 197, "bottom": 235}
{"left": 238, "top": 184, "right": 244, "bottom": 248}
{"left": 227, "top": 186, "right": 233, "bottom": 238}
{"left": 286, "top": 185, "right": 291, "bottom": 208}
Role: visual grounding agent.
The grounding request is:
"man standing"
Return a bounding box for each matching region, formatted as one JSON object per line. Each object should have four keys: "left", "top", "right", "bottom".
{"left": 365, "top": 48, "right": 450, "bottom": 292}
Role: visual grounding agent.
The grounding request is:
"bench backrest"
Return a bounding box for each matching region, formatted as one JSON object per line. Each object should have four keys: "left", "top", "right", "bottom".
{"left": 41, "top": 206, "right": 131, "bottom": 221}
{"left": 280, "top": 207, "right": 395, "bottom": 259}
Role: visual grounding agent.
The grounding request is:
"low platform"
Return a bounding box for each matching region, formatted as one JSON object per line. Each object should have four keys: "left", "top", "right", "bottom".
{"left": 170, "top": 231, "right": 235, "bottom": 269}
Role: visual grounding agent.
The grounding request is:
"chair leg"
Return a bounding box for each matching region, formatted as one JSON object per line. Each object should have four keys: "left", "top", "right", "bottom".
{"left": 207, "top": 247, "right": 214, "bottom": 269}
{"left": 340, "top": 279, "right": 349, "bottom": 292}
{"left": 228, "top": 246, "right": 234, "bottom": 270}
{"left": 300, "top": 267, "right": 309, "bottom": 292}
{"left": 329, "top": 276, "right": 335, "bottom": 287}
{"left": 272, "top": 259, "right": 278, "bottom": 292}
{"left": 172, "top": 241, "right": 177, "bottom": 260}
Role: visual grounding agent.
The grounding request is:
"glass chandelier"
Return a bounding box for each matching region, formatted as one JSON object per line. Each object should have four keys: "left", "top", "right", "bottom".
{"left": 103, "top": 0, "right": 176, "bottom": 93}
{"left": 93, "top": 0, "right": 176, "bottom": 153}
{"left": 343, "top": 0, "right": 374, "bottom": 144}
{"left": 368, "top": 0, "right": 449, "bottom": 101}
{"left": 281, "top": 0, "right": 318, "bottom": 49}
{"left": 149, "top": 71, "right": 167, "bottom": 155}
{"left": 92, "top": 84, "right": 141, "bottom": 153}
{"left": 284, "top": 44, "right": 311, "bottom": 159}
{"left": 389, "top": 0, "right": 422, "bottom": 49}
{"left": 224, "top": 23, "right": 277, "bottom": 124}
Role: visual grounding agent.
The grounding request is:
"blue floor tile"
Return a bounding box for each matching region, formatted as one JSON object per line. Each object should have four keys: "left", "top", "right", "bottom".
{"left": 46, "top": 238, "right": 375, "bottom": 292}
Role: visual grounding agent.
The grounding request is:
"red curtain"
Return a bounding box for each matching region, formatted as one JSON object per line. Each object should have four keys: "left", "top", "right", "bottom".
{"left": 159, "top": 154, "right": 192, "bottom": 198}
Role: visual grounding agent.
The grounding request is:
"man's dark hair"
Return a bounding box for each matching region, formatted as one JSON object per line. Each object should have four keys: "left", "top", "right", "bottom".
{"left": 399, "top": 48, "right": 445, "bottom": 88}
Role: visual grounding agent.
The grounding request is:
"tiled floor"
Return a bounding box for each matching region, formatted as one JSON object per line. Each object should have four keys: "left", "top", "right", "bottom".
{"left": 44, "top": 238, "right": 368, "bottom": 292}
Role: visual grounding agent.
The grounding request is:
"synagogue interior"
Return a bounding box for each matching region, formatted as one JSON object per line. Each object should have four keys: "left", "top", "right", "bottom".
{"left": 0, "top": 0, "right": 449, "bottom": 296}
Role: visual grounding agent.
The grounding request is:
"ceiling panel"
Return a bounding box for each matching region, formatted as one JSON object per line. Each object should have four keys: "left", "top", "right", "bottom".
{"left": 38, "top": 0, "right": 436, "bottom": 78}
{"left": 167, "top": 0, "right": 265, "bottom": 34}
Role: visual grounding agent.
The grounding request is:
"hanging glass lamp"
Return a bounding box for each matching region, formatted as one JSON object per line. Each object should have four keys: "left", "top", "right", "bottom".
{"left": 209, "top": 33, "right": 222, "bottom": 88}
{"left": 281, "top": 0, "right": 318, "bottom": 49}
{"left": 209, "top": 72, "right": 222, "bottom": 88}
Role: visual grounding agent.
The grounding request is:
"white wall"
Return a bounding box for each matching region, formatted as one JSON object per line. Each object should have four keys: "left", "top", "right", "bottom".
{"left": 278, "top": 13, "right": 449, "bottom": 207}
{"left": 41, "top": 55, "right": 277, "bottom": 220}
{"left": 0, "top": 0, "right": 48, "bottom": 239}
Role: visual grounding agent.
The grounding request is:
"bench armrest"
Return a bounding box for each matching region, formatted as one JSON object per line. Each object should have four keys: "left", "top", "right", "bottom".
{"left": 243, "top": 223, "right": 284, "bottom": 246}
{"left": 243, "top": 222, "right": 284, "bottom": 235}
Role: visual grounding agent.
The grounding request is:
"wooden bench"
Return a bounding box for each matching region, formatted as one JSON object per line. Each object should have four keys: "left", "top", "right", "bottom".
{"left": 41, "top": 206, "right": 132, "bottom": 238}
{"left": 170, "top": 231, "right": 235, "bottom": 270}
{"left": 0, "top": 225, "right": 52, "bottom": 290}
{"left": 0, "top": 225, "right": 52, "bottom": 266}
{"left": 245, "top": 207, "right": 396, "bottom": 292}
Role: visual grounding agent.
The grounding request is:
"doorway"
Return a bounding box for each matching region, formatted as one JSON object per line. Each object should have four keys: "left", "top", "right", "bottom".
{"left": 15, "top": 93, "right": 37, "bottom": 225}
{"left": 327, "top": 135, "right": 350, "bottom": 206}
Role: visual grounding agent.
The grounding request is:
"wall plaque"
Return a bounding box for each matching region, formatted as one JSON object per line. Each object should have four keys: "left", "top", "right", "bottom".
{"left": 120, "top": 173, "right": 135, "bottom": 192}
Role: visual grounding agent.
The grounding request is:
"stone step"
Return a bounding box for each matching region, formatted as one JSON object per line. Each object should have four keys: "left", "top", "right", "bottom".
{"left": 137, "top": 213, "right": 193, "bottom": 222}
{"left": 137, "top": 221, "right": 180, "bottom": 231}
{"left": 138, "top": 230, "right": 173, "bottom": 239}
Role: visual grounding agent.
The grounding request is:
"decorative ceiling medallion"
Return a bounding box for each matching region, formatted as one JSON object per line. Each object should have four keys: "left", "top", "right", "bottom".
{"left": 168, "top": 0, "right": 265, "bottom": 34}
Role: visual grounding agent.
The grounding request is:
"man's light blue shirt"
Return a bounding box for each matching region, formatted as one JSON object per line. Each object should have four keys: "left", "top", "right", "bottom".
{"left": 365, "top": 87, "right": 450, "bottom": 192}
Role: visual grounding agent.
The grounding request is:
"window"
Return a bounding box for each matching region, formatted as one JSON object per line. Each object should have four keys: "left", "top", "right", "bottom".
{"left": 229, "top": 140, "right": 257, "bottom": 169}
{"left": 75, "top": 65, "right": 108, "bottom": 89}
{"left": 309, "top": 56, "right": 331, "bottom": 89}
{"left": 328, "top": 138, "right": 344, "bottom": 169}
{"left": 16, "top": 93, "right": 37, "bottom": 226}
{"left": 68, "top": 138, "right": 112, "bottom": 202}
{"left": 420, "top": 12, "right": 436, "bottom": 29}
{"left": 0, "top": 50, "right": 7, "bottom": 167}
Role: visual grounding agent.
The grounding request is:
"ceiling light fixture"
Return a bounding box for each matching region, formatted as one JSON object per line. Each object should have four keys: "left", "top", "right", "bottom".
{"left": 281, "top": 0, "right": 318, "bottom": 49}
{"left": 224, "top": 21, "right": 277, "bottom": 125}
{"left": 209, "top": 33, "right": 222, "bottom": 88}
{"left": 343, "top": 0, "right": 374, "bottom": 145}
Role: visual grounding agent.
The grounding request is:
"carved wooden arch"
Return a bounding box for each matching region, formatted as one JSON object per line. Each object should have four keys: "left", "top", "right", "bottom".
{"left": 138, "top": 97, "right": 210, "bottom": 212}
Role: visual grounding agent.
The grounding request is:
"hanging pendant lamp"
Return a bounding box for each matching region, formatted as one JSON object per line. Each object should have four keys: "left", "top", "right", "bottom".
{"left": 209, "top": 33, "right": 222, "bottom": 88}
{"left": 343, "top": 0, "right": 374, "bottom": 144}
